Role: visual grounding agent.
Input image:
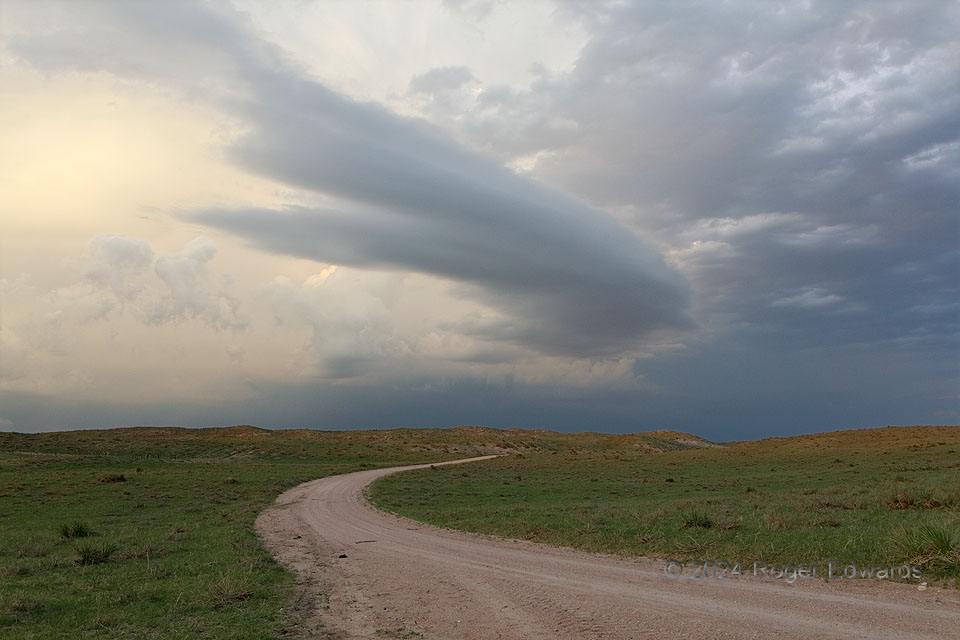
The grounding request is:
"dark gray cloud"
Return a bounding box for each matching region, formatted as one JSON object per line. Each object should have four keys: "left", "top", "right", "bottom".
{"left": 452, "top": 0, "right": 960, "bottom": 361}
{"left": 3, "top": 0, "right": 957, "bottom": 436}
{"left": 7, "top": 1, "right": 693, "bottom": 357}
{"left": 199, "top": 202, "right": 691, "bottom": 357}
{"left": 542, "top": 0, "right": 960, "bottom": 214}
{"left": 2, "top": 359, "right": 951, "bottom": 439}
{"left": 207, "top": 37, "right": 692, "bottom": 357}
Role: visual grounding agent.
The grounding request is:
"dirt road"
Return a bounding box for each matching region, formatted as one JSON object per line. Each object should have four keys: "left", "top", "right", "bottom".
{"left": 256, "top": 456, "right": 960, "bottom": 639}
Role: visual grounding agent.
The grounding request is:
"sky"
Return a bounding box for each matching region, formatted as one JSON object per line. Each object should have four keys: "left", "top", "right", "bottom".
{"left": 0, "top": 0, "right": 957, "bottom": 441}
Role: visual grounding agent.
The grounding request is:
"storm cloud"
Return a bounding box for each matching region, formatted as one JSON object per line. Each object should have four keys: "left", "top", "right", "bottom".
{"left": 1, "top": 0, "right": 957, "bottom": 435}
{"left": 201, "top": 28, "right": 693, "bottom": 357}
{"left": 8, "top": 0, "right": 693, "bottom": 357}
{"left": 196, "top": 85, "right": 694, "bottom": 355}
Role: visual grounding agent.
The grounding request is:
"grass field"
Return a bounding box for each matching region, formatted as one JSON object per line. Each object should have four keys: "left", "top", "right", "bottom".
{"left": 0, "top": 426, "right": 514, "bottom": 640}
{"left": 2, "top": 424, "right": 957, "bottom": 639}
{"left": 0, "top": 425, "right": 698, "bottom": 639}
{"left": 370, "top": 426, "right": 960, "bottom": 585}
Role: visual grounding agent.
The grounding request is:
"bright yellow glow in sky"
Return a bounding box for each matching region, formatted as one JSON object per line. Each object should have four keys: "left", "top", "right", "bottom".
{"left": 0, "top": 68, "right": 272, "bottom": 239}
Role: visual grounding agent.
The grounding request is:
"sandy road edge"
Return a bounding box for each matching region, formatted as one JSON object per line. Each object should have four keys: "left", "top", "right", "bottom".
{"left": 255, "top": 455, "right": 958, "bottom": 639}
{"left": 253, "top": 455, "right": 500, "bottom": 638}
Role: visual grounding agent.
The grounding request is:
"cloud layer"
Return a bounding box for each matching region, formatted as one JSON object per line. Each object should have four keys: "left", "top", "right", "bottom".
{"left": 201, "top": 20, "right": 693, "bottom": 356}
{"left": 1, "top": 0, "right": 956, "bottom": 435}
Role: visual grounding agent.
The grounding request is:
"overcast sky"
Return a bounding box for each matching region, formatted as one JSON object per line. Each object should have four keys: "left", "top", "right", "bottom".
{"left": 1, "top": 0, "right": 957, "bottom": 440}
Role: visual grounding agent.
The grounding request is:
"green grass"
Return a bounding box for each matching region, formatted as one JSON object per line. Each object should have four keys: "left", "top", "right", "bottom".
{"left": 58, "top": 521, "right": 93, "bottom": 539}
{"left": 0, "top": 425, "right": 509, "bottom": 639}
{"left": 892, "top": 522, "right": 960, "bottom": 578}
{"left": 680, "top": 509, "right": 715, "bottom": 529}
{"left": 370, "top": 426, "right": 960, "bottom": 585}
{"left": 2, "top": 424, "right": 955, "bottom": 638}
{"left": 74, "top": 541, "right": 119, "bottom": 566}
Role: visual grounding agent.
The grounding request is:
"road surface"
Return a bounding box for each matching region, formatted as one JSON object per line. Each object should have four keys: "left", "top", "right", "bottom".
{"left": 256, "top": 456, "right": 960, "bottom": 639}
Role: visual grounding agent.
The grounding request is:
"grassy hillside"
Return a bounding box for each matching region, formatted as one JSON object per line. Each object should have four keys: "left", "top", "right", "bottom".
{"left": 2, "top": 424, "right": 956, "bottom": 639}
{"left": 0, "top": 424, "right": 704, "bottom": 639}
{"left": 371, "top": 426, "right": 960, "bottom": 585}
{"left": 0, "top": 426, "right": 476, "bottom": 639}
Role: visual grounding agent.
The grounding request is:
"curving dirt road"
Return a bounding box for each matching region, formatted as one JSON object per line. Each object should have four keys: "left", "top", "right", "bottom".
{"left": 256, "top": 456, "right": 960, "bottom": 639}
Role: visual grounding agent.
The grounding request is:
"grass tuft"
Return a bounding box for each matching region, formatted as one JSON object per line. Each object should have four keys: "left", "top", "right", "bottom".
{"left": 209, "top": 572, "right": 255, "bottom": 607}
{"left": 59, "top": 521, "right": 93, "bottom": 539}
{"left": 892, "top": 522, "right": 960, "bottom": 578}
{"left": 75, "top": 541, "right": 118, "bottom": 565}
{"left": 680, "top": 510, "right": 714, "bottom": 529}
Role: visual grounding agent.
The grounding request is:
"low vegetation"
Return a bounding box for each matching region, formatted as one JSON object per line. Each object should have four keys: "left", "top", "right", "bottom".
{"left": 371, "top": 426, "right": 960, "bottom": 585}
{"left": 1, "top": 424, "right": 955, "bottom": 639}
{"left": 58, "top": 520, "right": 93, "bottom": 539}
{"left": 0, "top": 425, "right": 510, "bottom": 639}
